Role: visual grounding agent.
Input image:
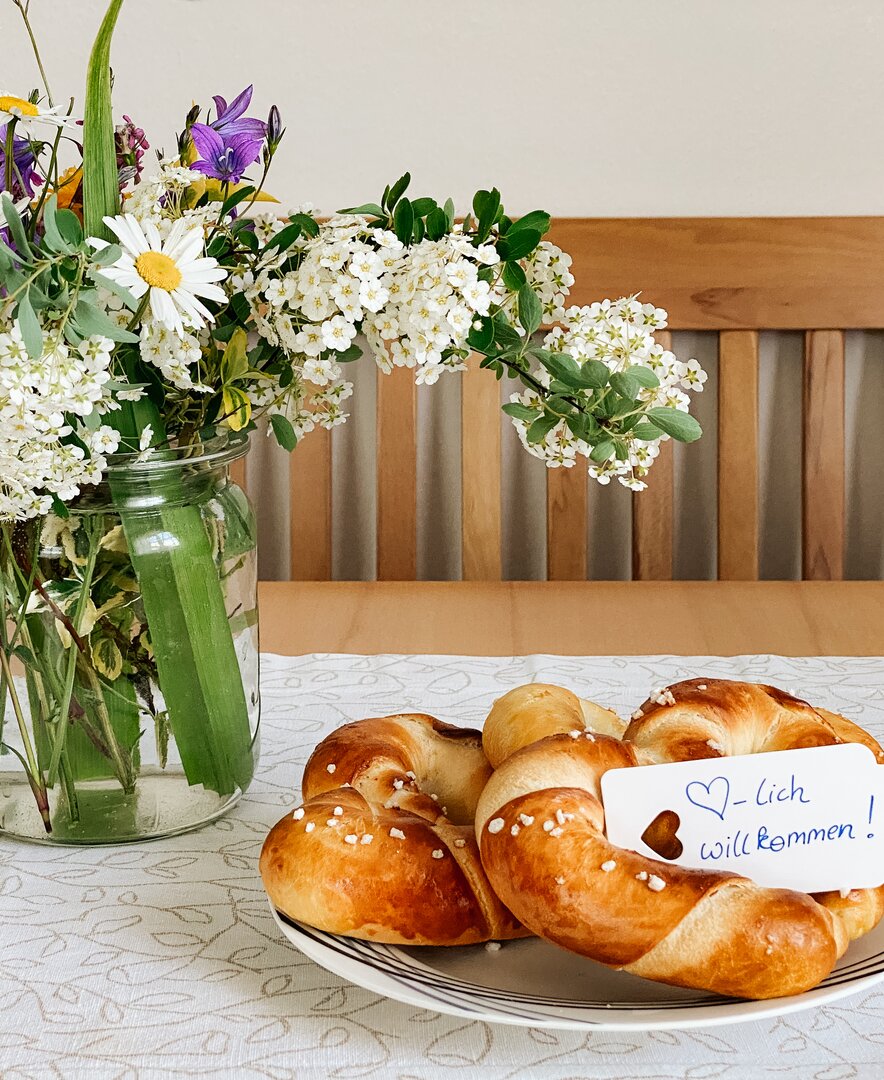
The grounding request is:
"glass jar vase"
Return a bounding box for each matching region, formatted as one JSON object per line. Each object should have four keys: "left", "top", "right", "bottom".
{"left": 0, "top": 434, "right": 259, "bottom": 843}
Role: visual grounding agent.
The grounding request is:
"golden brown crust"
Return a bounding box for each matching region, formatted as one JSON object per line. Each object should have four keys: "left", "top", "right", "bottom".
{"left": 476, "top": 678, "right": 884, "bottom": 999}
{"left": 260, "top": 713, "right": 526, "bottom": 945}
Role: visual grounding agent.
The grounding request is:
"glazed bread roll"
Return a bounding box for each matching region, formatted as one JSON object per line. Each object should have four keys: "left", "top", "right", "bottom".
{"left": 476, "top": 679, "right": 884, "bottom": 1000}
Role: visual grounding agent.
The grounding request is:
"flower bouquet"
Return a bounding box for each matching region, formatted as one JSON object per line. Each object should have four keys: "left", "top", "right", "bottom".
{"left": 0, "top": 0, "right": 705, "bottom": 842}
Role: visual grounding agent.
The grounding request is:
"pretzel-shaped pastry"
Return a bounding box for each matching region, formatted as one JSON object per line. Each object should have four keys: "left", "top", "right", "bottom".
{"left": 476, "top": 679, "right": 884, "bottom": 999}
{"left": 261, "top": 713, "right": 530, "bottom": 945}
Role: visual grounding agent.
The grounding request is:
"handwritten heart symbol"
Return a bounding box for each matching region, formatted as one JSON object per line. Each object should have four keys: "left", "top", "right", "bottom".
{"left": 686, "top": 776, "right": 730, "bottom": 821}
{"left": 641, "top": 809, "right": 683, "bottom": 860}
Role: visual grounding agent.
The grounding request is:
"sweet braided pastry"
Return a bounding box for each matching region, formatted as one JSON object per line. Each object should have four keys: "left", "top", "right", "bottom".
{"left": 476, "top": 679, "right": 884, "bottom": 999}
{"left": 260, "top": 713, "right": 529, "bottom": 945}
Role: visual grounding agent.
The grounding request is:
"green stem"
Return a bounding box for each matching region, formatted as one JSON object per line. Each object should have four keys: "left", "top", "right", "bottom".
{"left": 0, "top": 647, "right": 50, "bottom": 830}
{"left": 3, "top": 122, "right": 16, "bottom": 195}
{"left": 13, "top": 1, "right": 54, "bottom": 105}
{"left": 46, "top": 526, "right": 100, "bottom": 786}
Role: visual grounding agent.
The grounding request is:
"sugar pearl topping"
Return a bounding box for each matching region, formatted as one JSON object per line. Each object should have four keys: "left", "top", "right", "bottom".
{"left": 555, "top": 875, "right": 565, "bottom": 885}
{"left": 631, "top": 708, "right": 644, "bottom": 720}
{"left": 405, "top": 770, "right": 416, "bottom": 780}
{"left": 453, "top": 838, "right": 466, "bottom": 848}
{"left": 389, "top": 827, "right": 405, "bottom": 840}
{"left": 333, "top": 806, "right": 343, "bottom": 816}
{"left": 569, "top": 730, "right": 582, "bottom": 739}
{"left": 518, "top": 813, "right": 534, "bottom": 826}
{"left": 485, "top": 941, "right": 501, "bottom": 952}
{"left": 431, "top": 849, "right": 444, "bottom": 859}
{"left": 305, "top": 822, "right": 315, "bottom": 833}
{"left": 601, "top": 860, "right": 616, "bottom": 872}
{"left": 292, "top": 807, "right": 305, "bottom": 820}
{"left": 636, "top": 870, "right": 649, "bottom": 881}
{"left": 697, "top": 683, "right": 708, "bottom": 691}
{"left": 326, "top": 819, "right": 339, "bottom": 827}
{"left": 393, "top": 778, "right": 404, "bottom": 790}
{"left": 549, "top": 827, "right": 563, "bottom": 837}
{"left": 361, "top": 834, "right": 373, "bottom": 845}
{"left": 487, "top": 817, "right": 505, "bottom": 834}
{"left": 510, "top": 824, "right": 520, "bottom": 836}
{"left": 647, "top": 874, "right": 666, "bottom": 892}
{"left": 344, "top": 834, "right": 358, "bottom": 845}
{"left": 649, "top": 687, "right": 676, "bottom": 707}
{"left": 542, "top": 820, "right": 554, "bottom": 832}
{"left": 326, "top": 763, "right": 336, "bottom": 774}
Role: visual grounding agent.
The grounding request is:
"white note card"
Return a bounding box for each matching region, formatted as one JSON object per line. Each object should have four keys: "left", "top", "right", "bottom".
{"left": 600, "top": 743, "right": 884, "bottom": 893}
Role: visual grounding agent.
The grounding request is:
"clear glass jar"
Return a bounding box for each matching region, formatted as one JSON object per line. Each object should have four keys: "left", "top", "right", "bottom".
{"left": 0, "top": 434, "right": 259, "bottom": 843}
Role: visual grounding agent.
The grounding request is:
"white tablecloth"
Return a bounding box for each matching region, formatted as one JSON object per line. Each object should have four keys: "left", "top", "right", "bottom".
{"left": 2, "top": 653, "right": 884, "bottom": 1080}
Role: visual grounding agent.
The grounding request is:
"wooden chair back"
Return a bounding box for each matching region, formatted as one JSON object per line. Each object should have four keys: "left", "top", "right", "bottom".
{"left": 233, "top": 217, "right": 884, "bottom": 581}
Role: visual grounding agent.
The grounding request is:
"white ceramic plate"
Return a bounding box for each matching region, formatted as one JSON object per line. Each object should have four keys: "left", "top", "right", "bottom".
{"left": 270, "top": 903, "right": 884, "bottom": 1030}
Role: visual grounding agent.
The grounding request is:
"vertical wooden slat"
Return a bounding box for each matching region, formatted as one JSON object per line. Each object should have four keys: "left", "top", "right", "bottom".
{"left": 632, "top": 329, "right": 674, "bottom": 580}
{"left": 547, "top": 467, "right": 587, "bottom": 581}
{"left": 802, "top": 330, "right": 845, "bottom": 580}
{"left": 461, "top": 360, "right": 501, "bottom": 580}
{"left": 377, "top": 366, "right": 417, "bottom": 580}
{"left": 717, "top": 330, "right": 759, "bottom": 580}
{"left": 289, "top": 426, "right": 332, "bottom": 580}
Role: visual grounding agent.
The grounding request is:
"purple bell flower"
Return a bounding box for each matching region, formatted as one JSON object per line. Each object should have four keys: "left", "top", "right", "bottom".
{"left": 190, "top": 123, "right": 263, "bottom": 184}
{"left": 210, "top": 86, "right": 267, "bottom": 141}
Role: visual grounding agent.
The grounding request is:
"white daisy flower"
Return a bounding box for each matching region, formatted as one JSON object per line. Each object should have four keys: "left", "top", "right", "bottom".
{"left": 0, "top": 93, "right": 73, "bottom": 134}
{"left": 93, "top": 214, "right": 227, "bottom": 336}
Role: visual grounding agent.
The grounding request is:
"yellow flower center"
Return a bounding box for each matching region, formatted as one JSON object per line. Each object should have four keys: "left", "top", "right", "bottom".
{"left": 0, "top": 95, "right": 39, "bottom": 118}
{"left": 134, "top": 251, "right": 182, "bottom": 292}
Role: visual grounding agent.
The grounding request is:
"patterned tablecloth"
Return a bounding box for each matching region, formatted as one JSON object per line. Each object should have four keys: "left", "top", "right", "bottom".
{"left": 2, "top": 653, "right": 884, "bottom": 1080}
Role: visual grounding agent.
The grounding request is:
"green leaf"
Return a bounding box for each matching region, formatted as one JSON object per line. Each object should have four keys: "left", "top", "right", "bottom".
{"left": 610, "top": 371, "right": 640, "bottom": 401}
{"left": 89, "top": 268, "right": 138, "bottom": 311}
{"left": 290, "top": 212, "right": 319, "bottom": 238}
{"left": 393, "top": 197, "right": 414, "bottom": 244}
{"left": 411, "top": 197, "right": 437, "bottom": 217}
{"left": 443, "top": 197, "right": 455, "bottom": 229}
{"left": 221, "top": 385, "right": 252, "bottom": 431}
{"left": 632, "top": 422, "right": 665, "bottom": 441}
{"left": 498, "top": 228, "right": 541, "bottom": 261}
{"left": 502, "top": 401, "right": 539, "bottom": 422}
{"left": 265, "top": 221, "right": 303, "bottom": 252}
{"left": 526, "top": 413, "right": 559, "bottom": 444}
{"left": 16, "top": 290, "right": 43, "bottom": 358}
{"left": 56, "top": 208, "right": 85, "bottom": 246}
{"left": 473, "top": 187, "right": 501, "bottom": 242}
{"left": 425, "top": 206, "right": 447, "bottom": 241}
{"left": 92, "top": 242, "right": 122, "bottom": 267}
{"left": 73, "top": 299, "right": 138, "bottom": 342}
{"left": 270, "top": 412, "right": 298, "bottom": 451}
{"left": 630, "top": 365, "right": 660, "bottom": 389}
{"left": 220, "top": 185, "right": 255, "bottom": 217}
{"left": 91, "top": 636, "right": 123, "bottom": 681}
{"left": 467, "top": 316, "right": 494, "bottom": 353}
{"left": 221, "top": 328, "right": 250, "bottom": 382}
{"left": 385, "top": 172, "right": 411, "bottom": 211}
{"left": 533, "top": 349, "right": 607, "bottom": 390}
{"left": 82, "top": 0, "right": 124, "bottom": 241}
{"left": 334, "top": 343, "right": 362, "bottom": 363}
{"left": 590, "top": 439, "right": 615, "bottom": 463}
{"left": 508, "top": 209, "right": 551, "bottom": 237}
{"left": 1, "top": 195, "right": 31, "bottom": 257}
{"left": 518, "top": 285, "right": 542, "bottom": 336}
{"left": 645, "top": 407, "right": 703, "bottom": 442}
{"left": 42, "top": 195, "right": 75, "bottom": 254}
{"left": 337, "top": 202, "right": 385, "bottom": 217}
{"left": 502, "top": 261, "right": 526, "bottom": 291}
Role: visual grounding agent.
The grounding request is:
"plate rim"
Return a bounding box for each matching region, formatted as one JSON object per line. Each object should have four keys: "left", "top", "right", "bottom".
{"left": 268, "top": 902, "right": 884, "bottom": 1031}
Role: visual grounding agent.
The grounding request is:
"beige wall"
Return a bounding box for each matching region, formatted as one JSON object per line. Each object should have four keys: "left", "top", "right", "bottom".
{"left": 5, "top": 0, "right": 883, "bottom": 579}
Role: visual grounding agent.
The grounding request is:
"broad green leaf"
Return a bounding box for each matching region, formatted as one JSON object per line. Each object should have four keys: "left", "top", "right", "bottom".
{"left": 385, "top": 172, "right": 411, "bottom": 211}
{"left": 221, "top": 327, "right": 249, "bottom": 382}
{"left": 393, "top": 197, "right": 414, "bottom": 244}
{"left": 91, "top": 636, "right": 123, "bottom": 680}
{"left": 411, "top": 197, "right": 437, "bottom": 217}
{"left": 334, "top": 343, "right": 362, "bottom": 363}
{"left": 221, "top": 386, "right": 252, "bottom": 431}
{"left": 502, "top": 260, "right": 526, "bottom": 291}
{"left": 443, "top": 197, "right": 455, "bottom": 229}
{"left": 501, "top": 401, "right": 539, "bottom": 422}
{"left": 590, "top": 439, "right": 615, "bottom": 463}
{"left": 295, "top": 212, "right": 321, "bottom": 237}
{"left": 16, "top": 290, "right": 43, "bottom": 358}
{"left": 337, "top": 202, "right": 385, "bottom": 217}
{"left": 507, "top": 209, "right": 551, "bottom": 237}
{"left": 632, "top": 422, "right": 665, "bottom": 441}
{"left": 630, "top": 365, "right": 660, "bottom": 389}
{"left": 646, "top": 406, "right": 703, "bottom": 442}
{"left": 610, "top": 371, "right": 640, "bottom": 401}
{"left": 92, "top": 242, "right": 122, "bottom": 267}
{"left": 74, "top": 299, "right": 138, "bottom": 342}
{"left": 270, "top": 412, "right": 298, "bottom": 451}
{"left": 534, "top": 349, "right": 606, "bottom": 390}
{"left": 474, "top": 187, "right": 501, "bottom": 242}
{"left": 1, "top": 194, "right": 31, "bottom": 257}
{"left": 83, "top": 0, "right": 124, "bottom": 241}
{"left": 265, "top": 221, "right": 303, "bottom": 252}
{"left": 220, "top": 185, "right": 255, "bottom": 217}
{"left": 467, "top": 316, "right": 494, "bottom": 353}
{"left": 526, "top": 413, "right": 559, "bottom": 444}
{"left": 498, "top": 227, "right": 541, "bottom": 261}
{"left": 89, "top": 268, "right": 138, "bottom": 311}
{"left": 518, "top": 285, "right": 542, "bottom": 336}
{"left": 425, "top": 206, "right": 447, "bottom": 241}
{"left": 42, "top": 195, "right": 75, "bottom": 254}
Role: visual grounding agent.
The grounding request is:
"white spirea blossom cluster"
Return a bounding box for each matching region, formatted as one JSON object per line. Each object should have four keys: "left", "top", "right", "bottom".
{"left": 237, "top": 213, "right": 576, "bottom": 436}
{"left": 509, "top": 298, "right": 707, "bottom": 490}
{"left": 0, "top": 328, "right": 120, "bottom": 519}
